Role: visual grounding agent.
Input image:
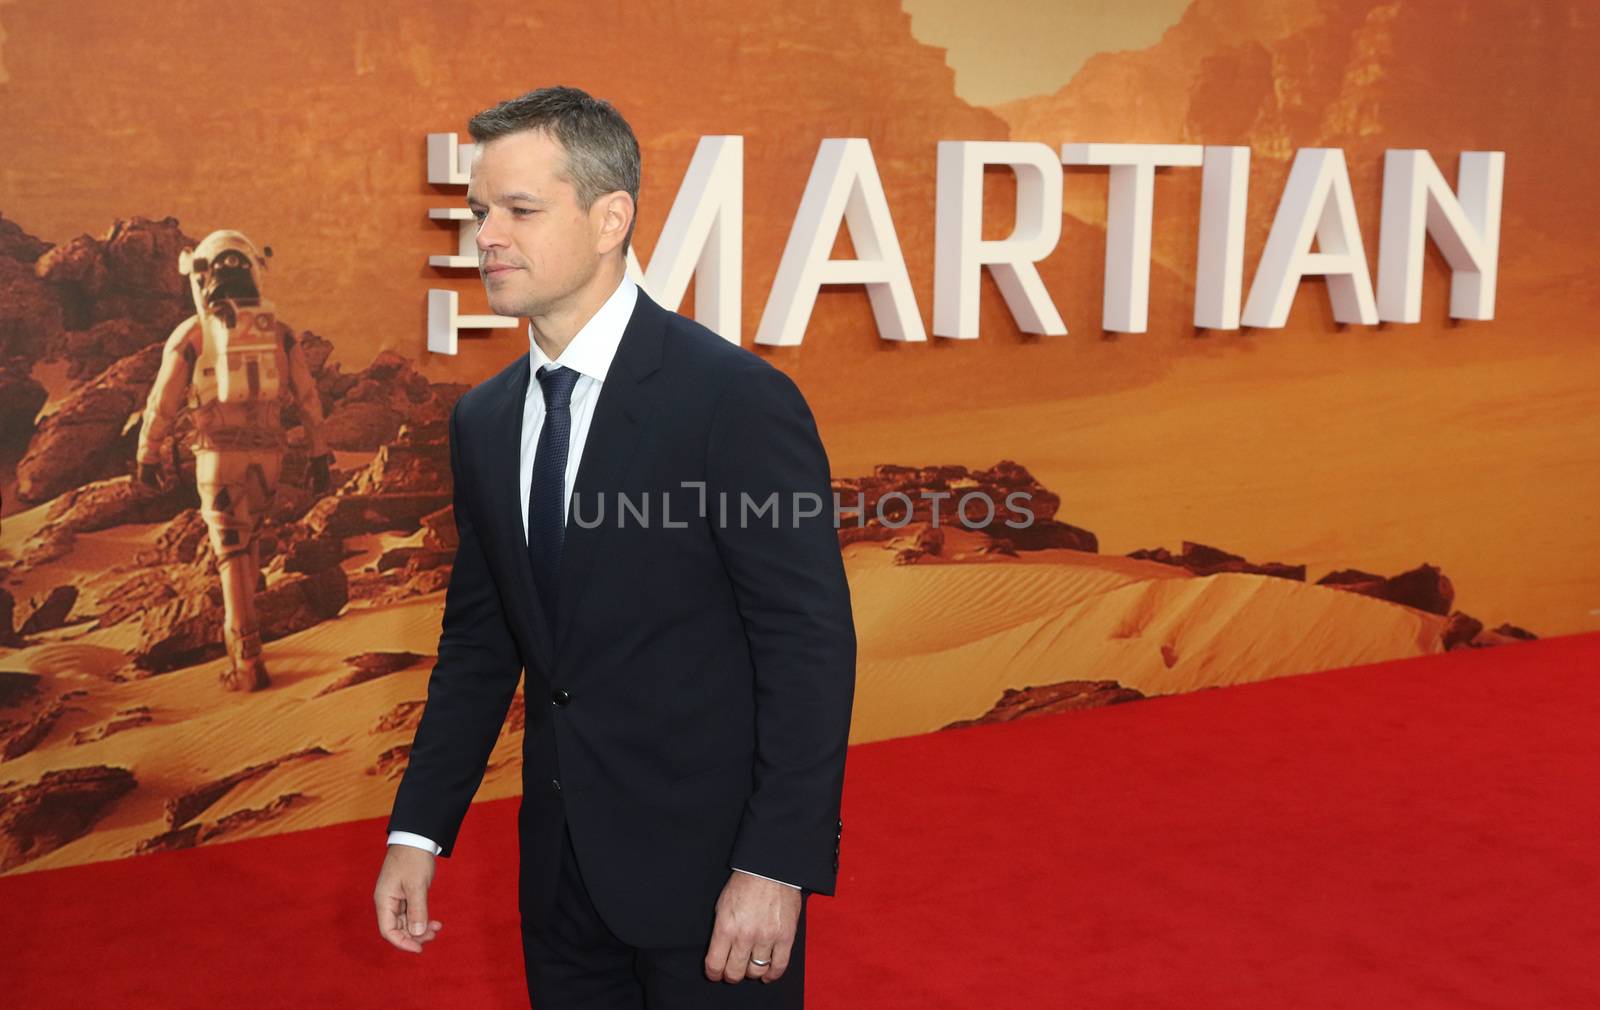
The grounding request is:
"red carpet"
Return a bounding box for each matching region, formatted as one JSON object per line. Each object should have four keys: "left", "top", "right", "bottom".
{"left": 8, "top": 632, "right": 1600, "bottom": 1008}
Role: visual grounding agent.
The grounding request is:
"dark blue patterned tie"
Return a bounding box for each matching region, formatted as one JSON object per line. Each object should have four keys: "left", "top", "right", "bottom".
{"left": 528, "top": 364, "right": 581, "bottom": 630}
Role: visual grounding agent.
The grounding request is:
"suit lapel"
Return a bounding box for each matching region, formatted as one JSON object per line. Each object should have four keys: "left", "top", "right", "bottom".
{"left": 551, "top": 291, "right": 665, "bottom": 658}
{"left": 488, "top": 353, "right": 557, "bottom": 674}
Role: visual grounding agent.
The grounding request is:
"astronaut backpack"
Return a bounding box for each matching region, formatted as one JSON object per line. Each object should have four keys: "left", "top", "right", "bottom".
{"left": 194, "top": 299, "right": 283, "bottom": 406}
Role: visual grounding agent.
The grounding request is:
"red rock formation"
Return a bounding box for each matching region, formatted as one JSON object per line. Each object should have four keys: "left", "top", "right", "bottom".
{"left": 273, "top": 528, "right": 347, "bottom": 575}
{"left": 1128, "top": 541, "right": 1305, "bottom": 581}
{"left": 373, "top": 701, "right": 425, "bottom": 735}
{"left": 832, "top": 460, "right": 1095, "bottom": 552}
{"left": 14, "top": 343, "right": 164, "bottom": 504}
{"left": 944, "top": 680, "right": 1145, "bottom": 730}
{"left": 367, "top": 744, "right": 411, "bottom": 780}
{"left": 17, "top": 584, "right": 78, "bottom": 635}
{"left": 318, "top": 351, "right": 454, "bottom": 452}
{"left": 418, "top": 504, "right": 457, "bottom": 552}
{"left": 1492, "top": 623, "right": 1537, "bottom": 641}
{"left": 34, "top": 216, "right": 194, "bottom": 340}
{"left": 44, "top": 473, "right": 197, "bottom": 539}
{"left": 135, "top": 791, "right": 309, "bottom": 854}
{"left": 0, "top": 252, "right": 63, "bottom": 364}
{"left": 345, "top": 565, "right": 453, "bottom": 608}
{"left": 0, "top": 671, "right": 43, "bottom": 708}
{"left": 2, "top": 695, "right": 77, "bottom": 760}
{"left": 977, "top": 538, "right": 1018, "bottom": 557}
{"left": 55, "top": 317, "right": 162, "bottom": 383}
{"left": 1002, "top": 520, "right": 1098, "bottom": 552}
{"left": 132, "top": 823, "right": 200, "bottom": 855}
{"left": 162, "top": 745, "right": 330, "bottom": 829}
{"left": 0, "top": 365, "right": 48, "bottom": 462}
{"left": 96, "top": 563, "right": 217, "bottom": 631}
{"left": 0, "top": 764, "right": 136, "bottom": 871}
{"left": 0, "top": 592, "right": 19, "bottom": 647}
{"left": 375, "top": 546, "right": 452, "bottom": 574}
{"left": 838, "top": 461, "right": 1061, "bottom": 522}
{"left": 135, "top": 508, "right": 210, "bottom": 567}
{"left": 314, "top": 651, "right": 425, "bottom": 697}
{"left": 1318, "top": 563, "right": 1453, "bottom": 616}
{"left": 893, "top": 524, "right": 946, "bottom": 566}
{"left": 71, "top": 707, "right": 154, "bottom": 745}
{"left": 204, "top": 791, "right": 308, "bottom": 839}
{"left": 1437, "top": 612, "right": 1541, "bottom": 652}
{"left": 0, "top": 214, "right": 52, "bottom": 262}
{"left": 133, "top": 566, "right": 348, "bottom": 673}
{"left": 1440, "top": 610, "right": 1483, "bottom": 651}
{"left": 305, "top": 421, "right": 451, "bottom": 539}
{"left": 305, "top": 491, "right": 452, "bottom": 541}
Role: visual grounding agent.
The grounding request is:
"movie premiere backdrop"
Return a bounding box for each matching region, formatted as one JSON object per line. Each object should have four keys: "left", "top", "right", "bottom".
{"left": 0, "top": 0, "right": 1595, "bottom": 875}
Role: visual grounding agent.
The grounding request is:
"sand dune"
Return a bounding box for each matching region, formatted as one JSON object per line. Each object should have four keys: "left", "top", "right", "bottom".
{"left": 847, "top": 545, "right": 1190, "bottom": 662}
{"left": 848, "top": 553, "right": 1446, "bottom": 742}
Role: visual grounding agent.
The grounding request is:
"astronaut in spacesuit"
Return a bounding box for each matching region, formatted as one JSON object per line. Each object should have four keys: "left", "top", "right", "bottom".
{"left": 133, "top": 229, "right": 334, "bottom": 691}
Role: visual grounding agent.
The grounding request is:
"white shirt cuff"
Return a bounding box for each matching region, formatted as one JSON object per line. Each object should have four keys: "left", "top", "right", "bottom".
{"left": 387, "top": 830, "right": 442, "bottom": 855}
{"left": 732, "top": 866, "right": 802, "bottom": 889}
{"left": 384, "top": 835, "right": 795, "bottom": 888}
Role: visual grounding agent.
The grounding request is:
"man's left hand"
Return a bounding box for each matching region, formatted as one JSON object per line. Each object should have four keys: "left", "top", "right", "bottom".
{"left": 703, "top": 870, "right": 803, "bottom": 984}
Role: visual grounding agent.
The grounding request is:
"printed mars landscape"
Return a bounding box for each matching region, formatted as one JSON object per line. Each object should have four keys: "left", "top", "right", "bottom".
{"left": 0, "top": 211, "right": 1545, "bottom": 875}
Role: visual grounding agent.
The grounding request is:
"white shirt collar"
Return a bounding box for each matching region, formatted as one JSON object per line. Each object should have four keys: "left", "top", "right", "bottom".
{"left": 527, "top": 276, "right": 639, "bottom": 383}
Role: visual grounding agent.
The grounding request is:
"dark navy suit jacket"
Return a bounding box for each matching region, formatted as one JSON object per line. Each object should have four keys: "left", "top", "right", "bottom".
{"left": 386, "top": 289, "right": 856, "bottom": 947}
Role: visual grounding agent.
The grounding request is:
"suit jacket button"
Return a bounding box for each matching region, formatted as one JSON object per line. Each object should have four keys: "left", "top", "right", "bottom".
{"left": 551, "top": 688, "right": 571, "bottom": 707}
{"left": 551, "top": 778, "right": 562, "bottom": 793}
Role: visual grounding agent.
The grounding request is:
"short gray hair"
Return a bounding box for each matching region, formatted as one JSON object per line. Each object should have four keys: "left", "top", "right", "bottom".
{"left": 468, "top": 85, "right": 641, "bottom": 253}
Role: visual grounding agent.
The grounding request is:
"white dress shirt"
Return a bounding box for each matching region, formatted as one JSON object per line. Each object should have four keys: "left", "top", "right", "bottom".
{"left": 388, "top": 277, "right": 798, "bottom": 891}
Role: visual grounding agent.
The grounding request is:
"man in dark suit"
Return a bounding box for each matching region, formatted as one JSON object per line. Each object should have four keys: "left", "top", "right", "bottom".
{"left": 371, "top": 86, "right": 855, "bottom": 1010}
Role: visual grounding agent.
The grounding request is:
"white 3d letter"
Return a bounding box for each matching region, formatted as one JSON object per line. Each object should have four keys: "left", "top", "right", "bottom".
{"left": 1377, "top": 150, "right": 1504, "bottom": 323}
{"left": 626, "top": 136, "right": 744, "bottom": 344}
{"left": 755, "top": 139, "right": 923, "bottom": 346}
{"left": 1194, "top": 146, "right": 1250, "bottom": 330}
{"left": 1243, "top": 148, "right": 1378, "bottom": 328}
{"left": 933, "top": 141, "right": 1065, "bottom": 339}
{"left": 425, "top": 133, "right": 517, "bottom": 355}
{"left": 1061, "top": 143, "right": 1203, "bottom": 333}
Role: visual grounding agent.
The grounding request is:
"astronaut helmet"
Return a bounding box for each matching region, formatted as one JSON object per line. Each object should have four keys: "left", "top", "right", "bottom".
{"left": 179, "top": 229, "right": 273, "bottom": 316}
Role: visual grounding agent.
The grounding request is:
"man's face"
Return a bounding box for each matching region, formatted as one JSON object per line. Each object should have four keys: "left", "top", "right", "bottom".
{"left": 467, "top": 129, "right": 604, "bottom": 319}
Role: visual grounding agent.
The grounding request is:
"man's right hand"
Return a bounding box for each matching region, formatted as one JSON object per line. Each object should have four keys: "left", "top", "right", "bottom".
{"left": 374, "top": 843, "right": 444, "bottom": 954}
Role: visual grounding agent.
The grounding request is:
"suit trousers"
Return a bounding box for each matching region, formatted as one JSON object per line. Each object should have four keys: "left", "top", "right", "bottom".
{"left": 521, "top": 821, "right": 809, "bottom": 1009}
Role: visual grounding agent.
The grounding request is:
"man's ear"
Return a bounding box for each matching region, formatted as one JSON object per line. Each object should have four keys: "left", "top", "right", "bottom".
{"left": 595, "top": 191, "right": 635, "bottom": 258}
